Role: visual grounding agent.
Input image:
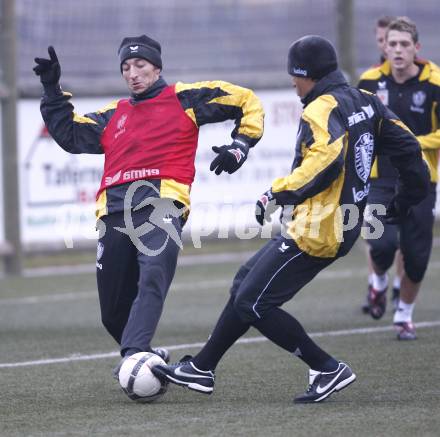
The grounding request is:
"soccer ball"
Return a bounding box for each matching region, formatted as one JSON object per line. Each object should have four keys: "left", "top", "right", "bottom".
{"left": 118, "top": 352, "right": 168, "bottom": 402}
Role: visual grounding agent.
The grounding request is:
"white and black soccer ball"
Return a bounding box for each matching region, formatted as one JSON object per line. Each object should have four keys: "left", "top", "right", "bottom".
{"left": 118, "top": 352, "right": 168, "bottom": 402}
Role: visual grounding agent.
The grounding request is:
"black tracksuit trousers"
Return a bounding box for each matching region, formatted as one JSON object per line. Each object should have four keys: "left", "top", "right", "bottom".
{"left": 365, "top": 181, "right": 436, "bottom": 283}
{"left": 96, "top": 206, "right": 181, "bottom": 355}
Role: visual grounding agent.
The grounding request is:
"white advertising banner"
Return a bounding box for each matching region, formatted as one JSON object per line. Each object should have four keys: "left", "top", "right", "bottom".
{"left": 17, "top": 89, "right": 303, "bottom": 247}
{"left": 19, "top": 99, "right": 104, "bottom": 247}
{"left": 0, "top": 105, "right": 4, "bottom": 243}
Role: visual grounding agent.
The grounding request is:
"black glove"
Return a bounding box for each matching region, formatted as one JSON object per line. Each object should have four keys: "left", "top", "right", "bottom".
{"left": 33, "top": 46, "right": 61, "bottom": 85}
{"left": 209, "top": 139, "right": 249, "bottom": 175}
{"left": 255, "top": 189, "right": 279, "bottom": 225}
{"left": 384, "top": 196, "right": 411, "bottom": 224}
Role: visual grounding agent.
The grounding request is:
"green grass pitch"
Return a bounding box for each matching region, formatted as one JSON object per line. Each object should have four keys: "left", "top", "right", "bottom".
{"left": 1, "top": 239, "right": 439, "bottom": 437}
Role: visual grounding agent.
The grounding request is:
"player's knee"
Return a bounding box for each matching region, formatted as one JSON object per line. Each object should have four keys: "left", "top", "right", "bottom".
{"left": 370, "top": 237, "right": 397, "bottom": 256}
{"left": 404, "top": 260, "right": 427, "bottom": 283}
{"left": 232, "top": 294, "right": 259, "bottom": 324}
{"left": 229, "top": 266, "right": 248, "bottom": 298}
{"left": 370, "top": 243, "right": 397, "bottom": 271}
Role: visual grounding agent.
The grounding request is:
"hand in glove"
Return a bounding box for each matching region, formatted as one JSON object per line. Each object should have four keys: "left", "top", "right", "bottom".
{"left": 209, "top": 139, "right": 249, "bottom": 175}
{"left": 255, "top": 189, "right": 279, "bottom": 225}
{"left": 384, "top": 196, "right": 411, "bottom": 225}
{"left": 33, "top": 46, "right": 61, "bottom": 85}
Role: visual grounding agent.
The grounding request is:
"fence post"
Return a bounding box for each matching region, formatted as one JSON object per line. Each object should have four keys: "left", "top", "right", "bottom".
{"left": 336, "top": 0, "right": 356, "bottom": 84}
{"left": 0, "top": 0, "right": 22, "bottom": 275}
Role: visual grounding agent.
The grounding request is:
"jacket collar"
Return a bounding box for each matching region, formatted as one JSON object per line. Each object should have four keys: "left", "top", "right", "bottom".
{"left": 130, "top": 76, "right": 168, "bottom": 102}
{"left": 379, "top": 59, "right": 431, "bottom": 82}
{"left": 301, "top": 69, "right": 348, "bottom": 107}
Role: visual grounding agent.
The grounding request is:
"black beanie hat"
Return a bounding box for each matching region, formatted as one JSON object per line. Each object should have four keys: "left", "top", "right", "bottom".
{"left": 287, "top": 35, "right": 337, "bottom": 80}
{"left": 118, "top": 35, "right": 162, "bottom": 71}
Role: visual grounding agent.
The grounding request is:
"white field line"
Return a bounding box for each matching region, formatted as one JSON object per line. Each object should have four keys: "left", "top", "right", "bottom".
{"left": 21, "top": 251, "right": 256, "bottom": 278}
{"left": 2, "top": 261, "right": 440, "bottom": 306}
{"left": 0, "top": 320, "right": 439, "bottom": 369}
{"left": 0, "top": 279, "right": 230, "bottom": 305}
{"left": 17, "top": 237, "right": 440, "bottom": 278}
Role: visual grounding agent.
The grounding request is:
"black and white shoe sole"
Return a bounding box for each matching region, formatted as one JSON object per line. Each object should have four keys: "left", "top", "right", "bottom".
{"left": 153, "top": 368, "right": 213, "bottom": 394}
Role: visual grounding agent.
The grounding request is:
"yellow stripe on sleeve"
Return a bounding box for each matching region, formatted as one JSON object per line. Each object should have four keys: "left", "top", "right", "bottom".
{"left": 95, "top": 100, "right": 118, "bottom": 114}
{"left": 175, "top": 81, "right": 264, "bottom": 140}
{"left": 73, "top": 113, "right": 98, "bottom": 125}
{"left": 272, "top": 95, "right": 342, "bottom": 193}
{"left": 184, "top": 108, "right": 197, "bottom": 126}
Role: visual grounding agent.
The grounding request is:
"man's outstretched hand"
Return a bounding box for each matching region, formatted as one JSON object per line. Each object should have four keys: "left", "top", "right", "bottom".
{"left": 33, "top": 46, "right": 61, "bottom": 85}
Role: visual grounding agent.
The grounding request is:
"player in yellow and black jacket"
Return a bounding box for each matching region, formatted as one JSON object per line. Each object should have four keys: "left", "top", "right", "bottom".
{"left": 357, "top": 18, "right": 440, "bottom": 338}
{"left": 34, "top": 34, "right": 264, "bottom": 384}
{"left": 359, "top": 16, "right": 440, "bottom": 314}
{"left": 151, "top": 36, "right": 429, "bottom": 404}
{"left": 359, "top": 59, "right": 440, "bottom": 184}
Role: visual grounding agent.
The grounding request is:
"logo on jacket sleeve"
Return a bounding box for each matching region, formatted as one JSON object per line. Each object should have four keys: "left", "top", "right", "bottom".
{"left": 354, "top": 133, "right": 374, "bottom": 183}
{"left": 347, "top": 105, "right": 374, "bottom": 127}
{"left": 361, "top": 104, "right": 375, "bottom": 118}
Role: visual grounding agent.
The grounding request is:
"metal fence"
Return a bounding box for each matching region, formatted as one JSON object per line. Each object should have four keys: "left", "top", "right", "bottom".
{"left": 16, "top": 0, "right": 440, "bottom": 96}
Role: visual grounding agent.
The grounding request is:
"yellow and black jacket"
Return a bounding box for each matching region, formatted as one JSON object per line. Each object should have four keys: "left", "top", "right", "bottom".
{"left": 40, "top": 77, "right": 264, "bottom": 218}
{"left": 270, "top": 70, "right": 429, "bottom": 258}
{"left": 358, "top": 60, "right": 440, "bottom": 183}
